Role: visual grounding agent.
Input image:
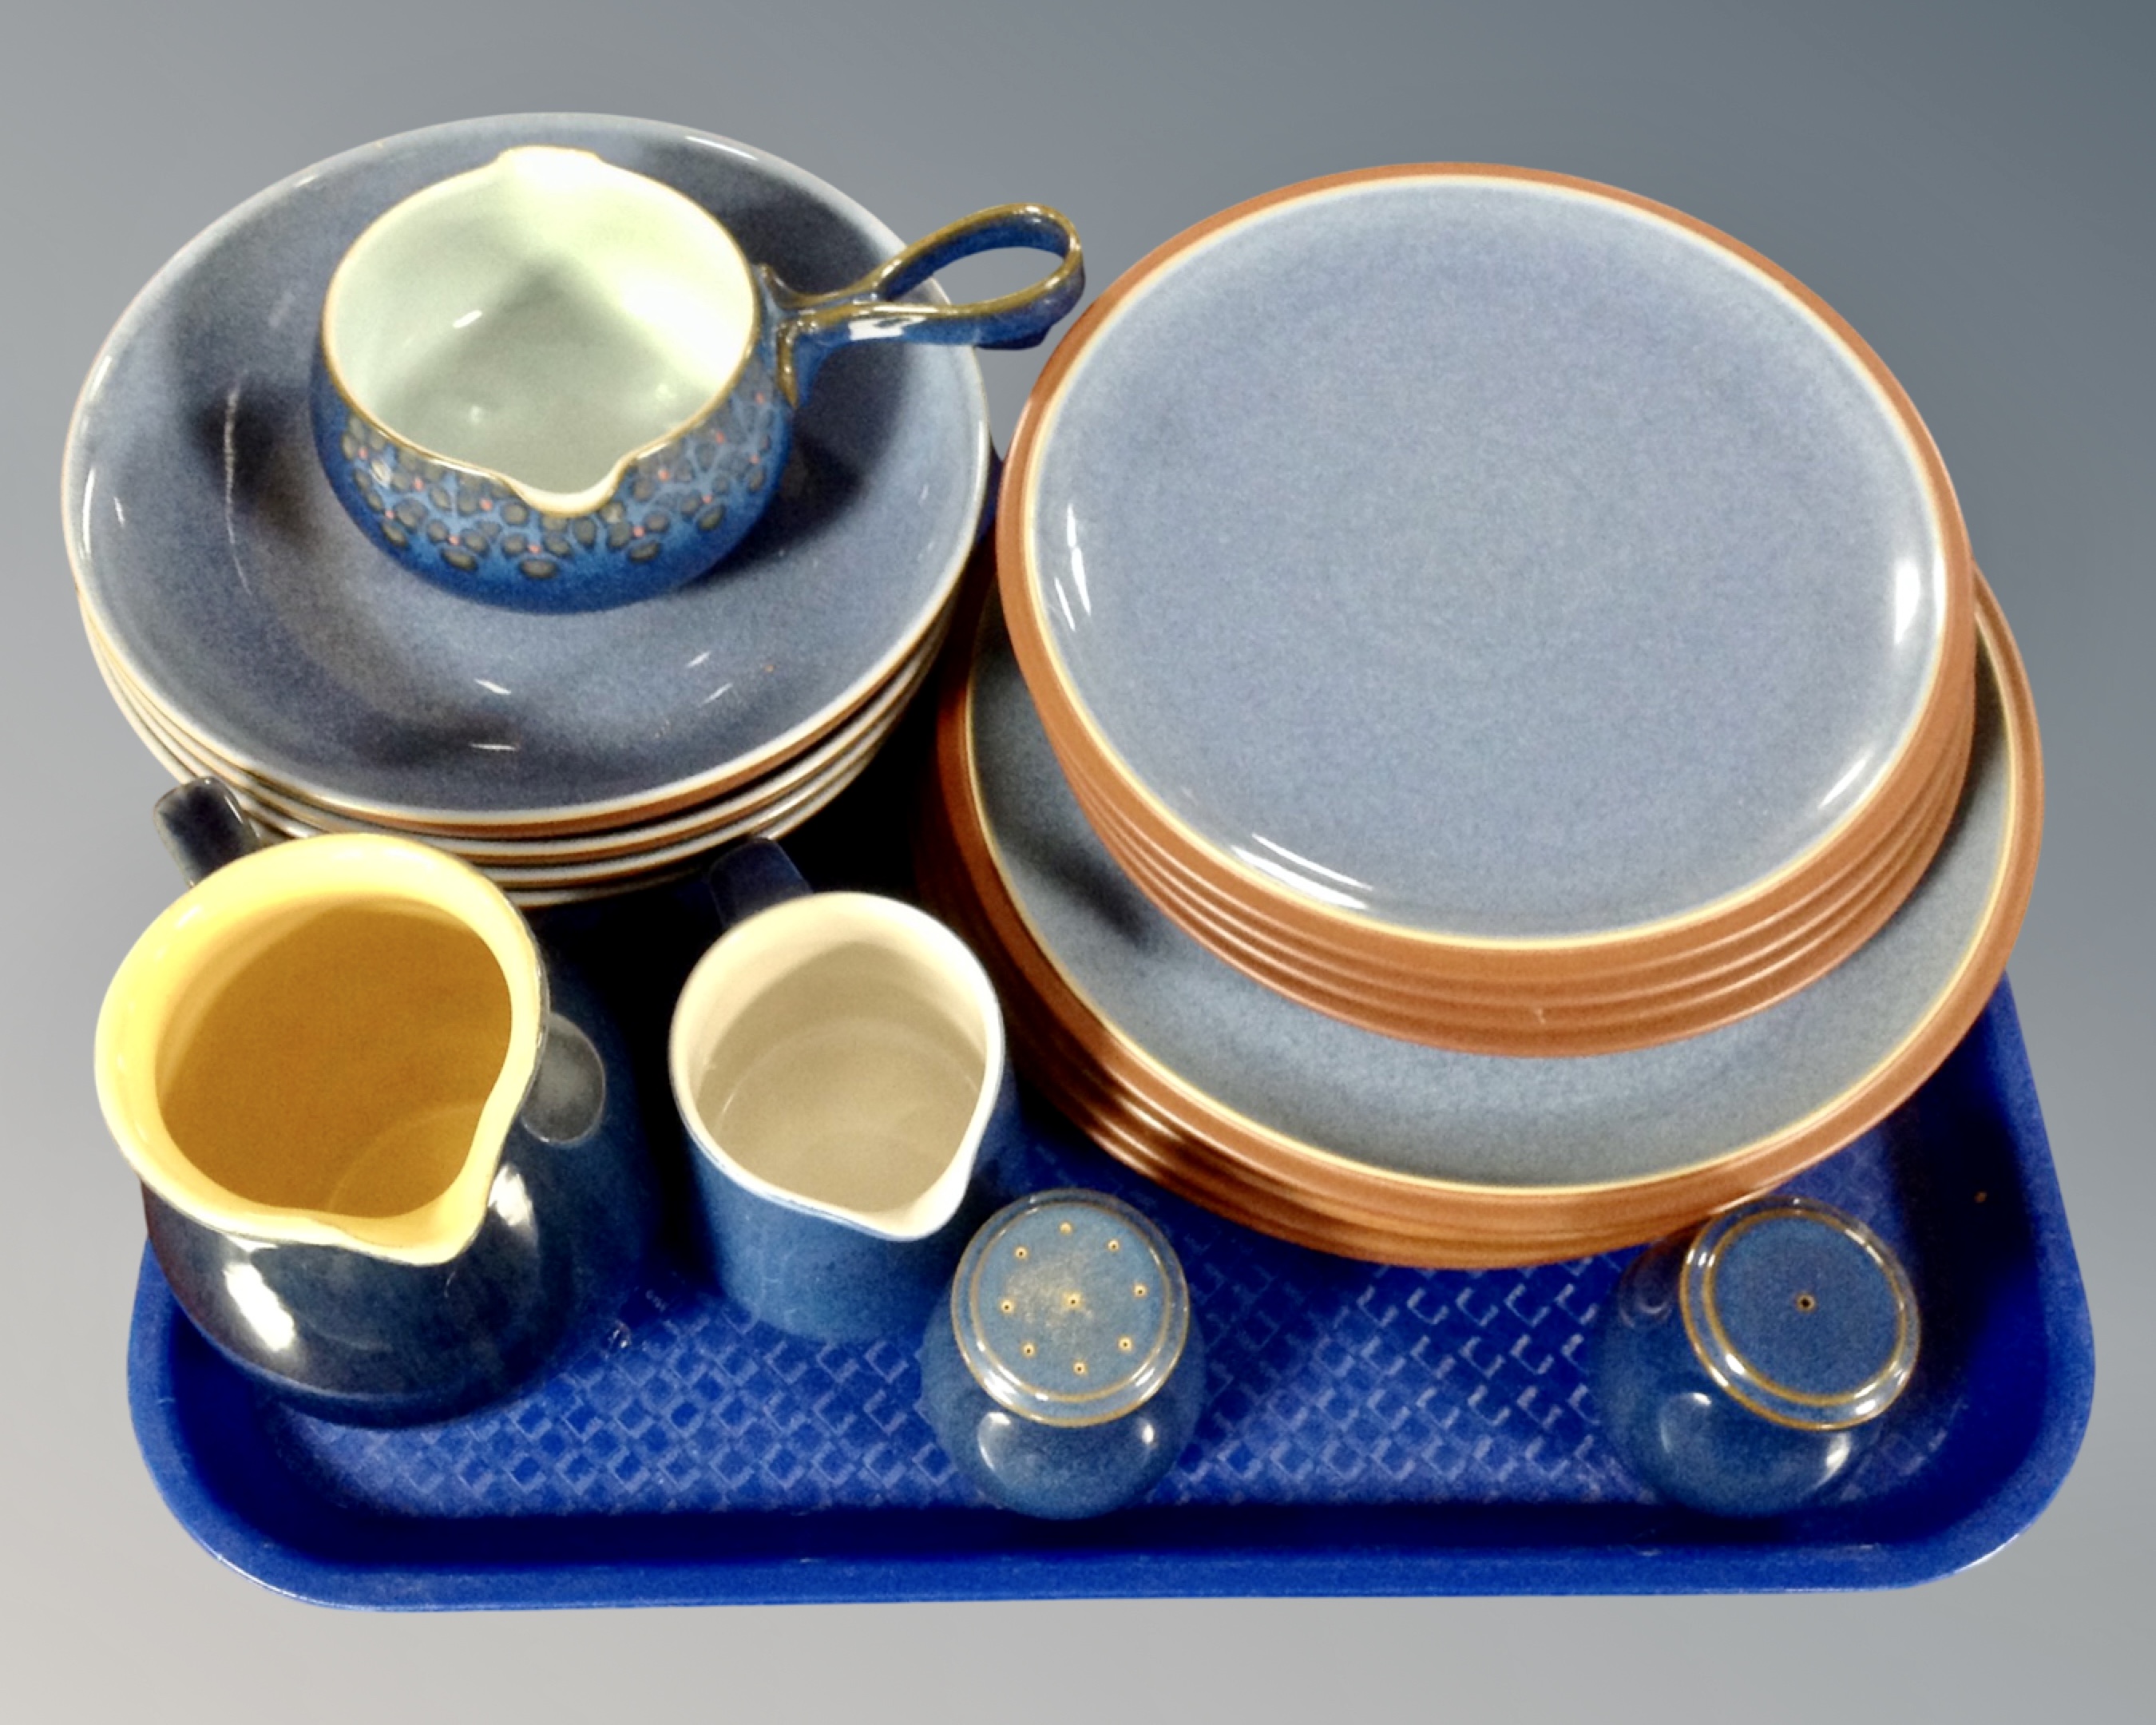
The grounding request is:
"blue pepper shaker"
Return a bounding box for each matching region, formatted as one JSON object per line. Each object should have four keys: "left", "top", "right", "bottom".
{"left": 1592, "top": 1195, "right": 1920, "bottom": 1517}
{"left": 919, "top": 1189, "right": 1206, "bottom": 1519}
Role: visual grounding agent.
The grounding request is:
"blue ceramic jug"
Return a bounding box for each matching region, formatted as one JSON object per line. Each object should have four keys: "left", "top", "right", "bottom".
{"left": 314, "top": 145, "right": 1080, "bottom": 612}
{"left": 99, "top": 780, "right": 656, "bottom": 1426}
{"left": 669, "top": 839, "right": 1021, "bottom": 1343}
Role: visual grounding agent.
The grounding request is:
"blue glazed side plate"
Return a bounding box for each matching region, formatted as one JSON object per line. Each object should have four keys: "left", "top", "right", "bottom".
{"left": 124, "top": 942, "right": 2092, "bottom": 1605}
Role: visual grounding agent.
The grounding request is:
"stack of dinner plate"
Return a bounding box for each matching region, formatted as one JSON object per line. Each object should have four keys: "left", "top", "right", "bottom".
{"left": 65, "top": 117, "right": 993, "bottom": 906}
{"left": 994, "top": 165, "right": 1986, "bottom": 1057}
{"left": 917, "top": 165, "right": 2043, "bottom": 1264}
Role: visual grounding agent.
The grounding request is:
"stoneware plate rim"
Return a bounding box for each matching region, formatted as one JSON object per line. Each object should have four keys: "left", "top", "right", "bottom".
{"left": 947, "top": 577, "right": 2037, "bottom": 1208}
{"left": 998, "top": 163, "right": 1973, "bottom": 962}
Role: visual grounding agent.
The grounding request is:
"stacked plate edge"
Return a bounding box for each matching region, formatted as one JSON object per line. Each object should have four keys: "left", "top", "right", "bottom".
{"left": 918, "top": 581, "right": 2039, "bottom": 1267}
{"left": 81, "top": 581, "right": 960, "bottom": 906}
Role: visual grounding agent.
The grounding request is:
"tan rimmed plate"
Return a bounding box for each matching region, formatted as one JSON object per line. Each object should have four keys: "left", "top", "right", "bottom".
{"left": 1047, "top": 685, "right": 1971, "bottom": 1055}
{"left": 998, "top": 164, "right": 1975, "bottom": 1054}
{"left": 924, "top": 579, "right": 2038, "bottom": 1267}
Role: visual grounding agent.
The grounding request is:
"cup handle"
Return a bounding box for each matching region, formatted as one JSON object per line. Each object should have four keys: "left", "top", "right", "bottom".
{"left": 704, "top": 835, "right": 813, "bottom": 930}
{"left": 766, "top": 204, "right": 1084, "bottom": 406}
{"left": 153, "top": 779, "right": 266, "bottom": 886}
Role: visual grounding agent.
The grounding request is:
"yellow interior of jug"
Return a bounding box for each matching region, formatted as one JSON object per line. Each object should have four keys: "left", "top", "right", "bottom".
{"left": 95, "top": 835, "right": 544, "bottom": 1263}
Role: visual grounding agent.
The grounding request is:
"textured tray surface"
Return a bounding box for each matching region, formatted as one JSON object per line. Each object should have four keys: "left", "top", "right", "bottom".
{"left": 256, "top": 1087, "right": 1954, "bottom": 1521}
{"left": 124, "top": 728, "right": 2091, "bottom": 1606}
{"left": 129, "top": 946, "right": 2092, "bottom": 1608}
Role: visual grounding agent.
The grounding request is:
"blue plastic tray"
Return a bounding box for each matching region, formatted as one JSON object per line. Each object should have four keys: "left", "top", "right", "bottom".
{"left": 124, "top": 799, "right": 2093, "bottom": 1606}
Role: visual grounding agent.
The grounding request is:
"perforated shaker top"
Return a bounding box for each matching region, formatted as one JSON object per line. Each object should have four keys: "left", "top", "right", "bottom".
{"left": 953, "top": 1189, "right": 1191, "bottom": 1427}
{"left": 1681, "top": 1196, "right": 1920, "bottom": 1430}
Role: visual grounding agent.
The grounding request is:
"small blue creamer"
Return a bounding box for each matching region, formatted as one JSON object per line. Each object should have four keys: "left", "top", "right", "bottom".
{"left": 312, "top": 146, "right": 1079, "bottom": 613}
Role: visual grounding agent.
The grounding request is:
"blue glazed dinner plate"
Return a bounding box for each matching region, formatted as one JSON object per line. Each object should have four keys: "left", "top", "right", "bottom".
{"left": 993, "top": 167, "right": 1982, "bottom": 1057}
{"left": 1003, "top": 166, "right": 1969, "bottom": 945}
{"left": 917, "top": 577, "right": 2036, "bottom": 1263}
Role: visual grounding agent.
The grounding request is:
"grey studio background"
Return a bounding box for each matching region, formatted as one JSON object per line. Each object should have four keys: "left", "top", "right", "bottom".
{"left": 3, "top": 1, "right": 2148, "bottom": 1718}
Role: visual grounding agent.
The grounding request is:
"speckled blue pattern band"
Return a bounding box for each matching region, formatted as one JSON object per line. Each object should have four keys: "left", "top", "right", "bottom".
{"left": 311, "top": 300, "right": 787, "bottom": 614}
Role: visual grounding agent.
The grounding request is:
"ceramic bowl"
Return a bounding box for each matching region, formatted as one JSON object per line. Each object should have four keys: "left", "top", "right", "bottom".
{"left": 917, "top": 578, "right": 2039, "bottom": 1267}
{"left": 65, "top": 113, "right": 991, "bottom": 836}
{"left": 997, "top": 165, "right": 1976, "bottom": 1055}
{"left": 85, "top": 599, "right": 946, "bottom": 905}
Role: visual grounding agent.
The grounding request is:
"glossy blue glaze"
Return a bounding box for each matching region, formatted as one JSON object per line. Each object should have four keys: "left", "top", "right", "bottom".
{"left": 772, "top": 204, "right": 1084, "bottom": 393}
{"left": 310, "top": 299, "right": 787, "bottom": 613}
{"left": 677, "top": 840, "right": 1021, "bottom": 1343}
{"left": 136, "top": 782, "right": 656, "bottom": 1426}
{"left": 65, "top": 114, "right": 997, "bottom": 822}
{"left": 153, "top": 775, "right": 264, "bottom": 883}
{"left": 688, "top": 1066, "right": 1019, "bottom": 1344}
{"left": 311, "top": 200, "right": 1078, "bottom": 615}
{"left": 144, "top": 985, "right": 649, "bottom": 1426}
{"left": 918, "top": 1189, "right": 1207, "bottom": 1519}
{"left": 1592, "top": 1198, "right": 1919, "bottom": 1516}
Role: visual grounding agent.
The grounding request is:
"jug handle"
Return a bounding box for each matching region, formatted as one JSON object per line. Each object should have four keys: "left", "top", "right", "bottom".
{"left": 153, "top": 778, "right": 264, "bottom": 885}
{"left": 765, "top": 203, "right": 1084, "bottom": 407}
{"left": 704, "top": 835, "right": 811, "bottom": 930}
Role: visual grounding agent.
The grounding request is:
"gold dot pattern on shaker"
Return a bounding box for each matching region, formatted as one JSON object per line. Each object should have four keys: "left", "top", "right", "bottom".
{"left": 956, "top": 1192, "right": 1191, "bottom": 1427}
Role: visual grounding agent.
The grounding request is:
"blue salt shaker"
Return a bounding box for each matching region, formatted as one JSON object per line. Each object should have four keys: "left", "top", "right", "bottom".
{"left": 919, "top": 1189, "right": 1207, "bottom": 1519}
{"left": 1593, "top": 1195, "right": 1920, "bottom": 1517}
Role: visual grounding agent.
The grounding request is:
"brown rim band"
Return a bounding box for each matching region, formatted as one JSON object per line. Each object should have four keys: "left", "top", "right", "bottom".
{"left": 924, "top": 576, "right": 2039, "bottom": 1267}
{"left": 1063, "top": 705, "right": 1969, "bottom": 1054}
{"left": 1051, "top": 671, "right": 1969, "bottom": 1001}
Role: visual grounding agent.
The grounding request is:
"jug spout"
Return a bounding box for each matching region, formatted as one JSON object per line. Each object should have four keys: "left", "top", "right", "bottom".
{"left": 97, "top": 823, "right": 546, "bottom": 1265}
